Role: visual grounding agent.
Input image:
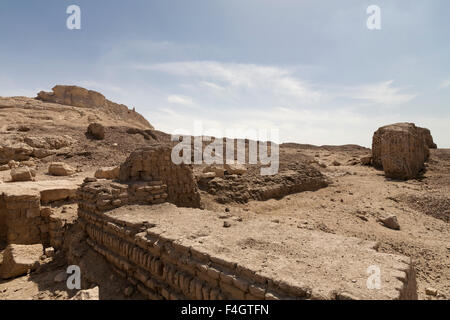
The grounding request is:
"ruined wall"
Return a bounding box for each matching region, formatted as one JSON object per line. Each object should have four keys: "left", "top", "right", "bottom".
{"left": 0, "top": 187, "right": 77, "bottom": 248}
{"left": 76, "top": 177, "right": 417, "bottom": 300}
{"left": 1, "top": 191, "right": 43, "bottom": 245}
{"left": 76, "top": 180, "right": 168, "bottom": 213}
{"left": 78, "top": 207, "right": 311, "bottom": 300}
{"left": 119, "top": 145, "right": 201, "bottom": 208}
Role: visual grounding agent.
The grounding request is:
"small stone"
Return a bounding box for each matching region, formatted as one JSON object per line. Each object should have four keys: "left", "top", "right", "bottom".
{"left": 71, "top": 287, "right": 99, "bottom": 300}
{"left": 225, "top": 207, "right": 230, "bottom": 212}
{"left": 425, "top": 287, "right": 438, "bottom": 296}
{"left": 10, "top": 167, "right": 34, "bottom": 182}
{"left": 48, "top": 162, "right": 76, "bottom": 176}
{"left": 223, "top": 221, "right": 231, "bottom": 228}
{"left": 124, "top": 286, "right": 134, "bottom": 297}
{"left": 44, "top": 247, "right": 55, "bottom": 258}
{"left": 332, "top": 160, "right": 341, "bottom": 166}
{"left": 87, "top": 123, "right": 105, "bottom": 140}
{"left": 379, "top": 215, "right": 400, "bottom": 230}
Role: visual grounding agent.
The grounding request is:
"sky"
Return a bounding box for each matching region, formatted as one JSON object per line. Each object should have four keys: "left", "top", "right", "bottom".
{"left": 0, "top": 0, "right": 449, "bottom": 147}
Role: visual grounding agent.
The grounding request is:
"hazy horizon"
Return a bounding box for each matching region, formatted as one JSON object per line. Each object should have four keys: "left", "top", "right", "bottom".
{"left": 1, "top": 1, "right": 449, "bottom": 147}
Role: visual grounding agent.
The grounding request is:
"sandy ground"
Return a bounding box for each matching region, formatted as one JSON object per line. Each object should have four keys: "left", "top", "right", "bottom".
{"left": 201, "top": 148, "right": 450, "bottom": 300}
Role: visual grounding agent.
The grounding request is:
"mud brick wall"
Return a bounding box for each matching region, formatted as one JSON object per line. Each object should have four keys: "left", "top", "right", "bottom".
{"left": 118, "top": 145, "right": 201, "bottom": 208}
{"left": 77, "top": 180, "right": 168, "bottom": 214}
{"left": 78, "top": 208, "right": 315, "bottom": 300}
{"left": 0, "top": 191, "right": 75, "bottom": 247}
{"left": 0, "top": 192, "right": 43, "bottom": 244}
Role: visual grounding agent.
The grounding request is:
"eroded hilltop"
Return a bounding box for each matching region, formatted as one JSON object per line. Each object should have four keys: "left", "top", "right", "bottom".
{"left": 0, "top": 86, "right": 448, "bottom": 300}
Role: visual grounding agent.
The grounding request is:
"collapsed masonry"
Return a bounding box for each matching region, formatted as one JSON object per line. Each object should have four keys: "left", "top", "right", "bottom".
{"left": 77, "top": 145, "right": 418, "bottom": 300}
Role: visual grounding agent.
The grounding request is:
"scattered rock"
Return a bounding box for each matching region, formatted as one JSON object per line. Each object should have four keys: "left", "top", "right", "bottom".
{"left": 44, "top": 247, "right": 55, "bottom": 258}
{"left": 318, "top": 162, "right": 327, "bottom": 168}
{"left": 203, "top": 165, "right": 225, "bottom": 178}
{"left": 48, "top": 162, "right": 76, "bottom": 176}
{"left": 197, "top": 172, "right": 216, "bottom": 181}
{"left": 223, "top": 221, "right": 231, "bottom": 228}
{"left": 378, "top": 215, "right": 400, "bottom": 230}
{"left": 332, "top": 160, "right": 341, "bottom": 166}
{"left": 224, "top": 163, "right": 247, "bottom": 175}
{"left": 0, "top": 244, "right": 43, "bottom": 279}
{"left": 10, "top": 167, "right": 35, "bottom": 182}
{"left": 95, "top": 166, "right": 120, "bottom": 180}
{"left": 425, "top": 287, "right": 438, "bottom": 296}
{"left": 71, "top": 287, "right": 99, "bottom": 300}
{"left": 87, "top": 122, "right": 105, "bottom": 140}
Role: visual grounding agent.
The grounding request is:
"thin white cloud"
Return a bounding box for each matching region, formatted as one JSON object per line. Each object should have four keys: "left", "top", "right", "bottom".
{"left": 438, "top": 79, "right": 450, "bottom": 90}
{"left": 133, "top": 61, "right": 323, "bottom": 106}
{"left": 167, "top": 94, "right": 195, "bottom": 106}
{"left": 133, "top": 61, "right": 417, "bottom": 108}
{"left": 341, "top": 80, "right": 417, "bottom": 106}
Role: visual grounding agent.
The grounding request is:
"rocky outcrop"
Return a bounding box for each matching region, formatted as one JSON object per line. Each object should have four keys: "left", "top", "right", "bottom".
{"left": 372, "top": 123, "right": 431, "bottom": 180}
{"left": 36, "top": 85, "right": 153, "bottom": 129}
{"left": 0, "top": 244, "right": 43, "bottom": 279}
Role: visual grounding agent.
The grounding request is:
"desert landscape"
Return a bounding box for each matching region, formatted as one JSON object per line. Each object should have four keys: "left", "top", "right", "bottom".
{"left": 0, "top": 85, "right": 448, "bottom": 300}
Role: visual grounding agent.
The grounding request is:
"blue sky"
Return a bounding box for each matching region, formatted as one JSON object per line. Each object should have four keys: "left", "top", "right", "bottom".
{"left": 1, "top": 0, "right": 449, "bottom": 147}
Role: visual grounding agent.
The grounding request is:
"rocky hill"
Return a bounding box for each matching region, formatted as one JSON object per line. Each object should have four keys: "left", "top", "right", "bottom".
{"left": 0, "top": 85, "right": 152, "bottom": 132}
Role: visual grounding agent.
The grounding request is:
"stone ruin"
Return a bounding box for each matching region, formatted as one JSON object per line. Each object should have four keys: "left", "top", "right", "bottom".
{"left": 0, "top": 180, "right": 80, "bottom": 250}
{"left": 118, "top": 145, "right": 201, "bottom": 208}
{"left": 74, "top": 144, "right": 418, "bottom": 300}
{"left": 372, "top": 123, "right": 437, "bottom": 180}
